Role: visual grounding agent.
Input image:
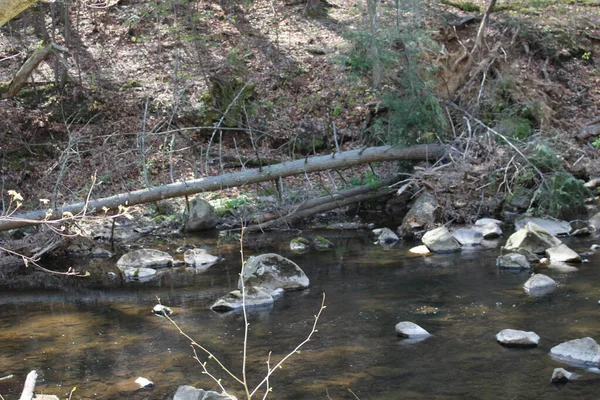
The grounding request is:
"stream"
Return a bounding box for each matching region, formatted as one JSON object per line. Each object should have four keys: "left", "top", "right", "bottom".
{"left": 1, "top": 230, "right": 600, "bottom": 400}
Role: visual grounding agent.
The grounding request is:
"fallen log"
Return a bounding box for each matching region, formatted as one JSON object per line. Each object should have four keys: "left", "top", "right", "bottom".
{"left": 0, "top": 144, "right": 446, "bottom": 232}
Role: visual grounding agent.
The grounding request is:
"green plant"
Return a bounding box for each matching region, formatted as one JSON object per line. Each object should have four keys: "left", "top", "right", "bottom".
{"left": 531, "top": 171, "right": 590, "bottom": 218}
{"left": 592, "top": 137, "right": 600, "bottom": 148}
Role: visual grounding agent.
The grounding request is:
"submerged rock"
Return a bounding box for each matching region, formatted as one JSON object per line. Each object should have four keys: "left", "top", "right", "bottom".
{"left": 545, "top": 244, "right": 581, "bottom": 263}
{"left": 550, "top": 337, "right": 600, "bottom": 366}
{"left": 523, "top": 274, "right": 556, "bottom": 294}
{"left": 496, "top": 253, "right": 530, "bottom": 269}
{"left": 183, "top": 196, "right": 219, "bottom": 232}
{"left": 174, "top": 385, "right": 237, "bottom": 400}
{"left": 395, "top": 321, "right": 431, "bottom": 338}
{"left": 514, "top": 217, "right": 571, "bottom": 237}
{"left": 116, "top": 249, "right": 173, "bottom": 271}
{"left": 422, "top": 227, "right": 461, "bottom": 252}
{"left": 211, "top": 287, "right": 276, "bottom": 312}
{"left": 504, "top": 222, "right": 562, "bottom": 254}
{"left": 313, "top": 235, "right": 334, "bottom": 250}
{"left": 290, "top": 237, "right": 310, "bottom": 252}
{"left": 551, "top": 368, "right": 577, "bottom": 383}
{"left": 184, "top": 248, "right": 219, "bottom": 270}
{"left": 496, "top": 329, "right": 540, "bottom": 347}
{"left": 239, "top": 253, "right": 309, "bottom": 291}
{"left": 122, "top": 267, "right": 157, "bottom": 283}
{"left": 373, "top": 227, "right": 399, "bottom": 245}
{"left": 452, "top": 228, "right": 483, "bottom": 246}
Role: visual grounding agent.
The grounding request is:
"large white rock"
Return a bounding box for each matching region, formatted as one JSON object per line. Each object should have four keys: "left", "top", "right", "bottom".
{"left": 409, "top": 245, "right": 432, "bottom": 255}
{"left": 210, "top": 287, "right": 276, "bottom": 312}
{"left": 452, "top": 228, "right": 483, "bottom": 246}
{"left": 239, "top": 253, "right": 309, "bottom": 292}
{"left": 496, "top": 329, "right": 540, "bottom": 347}
{"left": 545, "top": 244, "right": 581, "bottom": 263}
{"left": 523, "top": 274, "right": 556, "bottom": 294}
{"left": 422, "top": 227, "right": 461, "bottom": 252}
{"left": 184, "top": 248, "right": 219, "bottom": 270}
{"left": 395, "top": 321, "right": 431, "bottom": 338}
{"left": 550, "top": 337, "right": 600, "bottom": 366}
{"left": 505, "top": 222, "right": 562, "bottom": 254}
{"left": 174, "top": 385, "right": 237, "bottom": 400}
{"left": 496, "top": 253, "right": 530, "bottom": 269}
{"left": 475, "top": 222, "right": 503, "bottom": 239}
{"left": 116, "top": 249, "right": 173, "bottom": 271}
{"left": 515, "top": 217, "right": 571, "bottom": 237}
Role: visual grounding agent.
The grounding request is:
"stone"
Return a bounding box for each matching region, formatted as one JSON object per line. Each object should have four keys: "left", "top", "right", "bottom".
{"left": 374, "top": 227, "right": 399, "bottom": 245}
{"left": 398, "top": 191, "right": 439, "bottom": 239}
{"left": 312, "top": 236, "right": 334, "bottom": 250}
{"left": 523, "top": 274, "right": 556, "bottom": 294}
{"left": 496, "top": 253, "right": 530, "bottom": 269}
{"left": 589, "top": 212, "right": 600, "bottom": 231}
{"left": 475, "top": 222, "right": 503, "bottom": 239}
{"left": 592, "top": 244, "right": 600, "bottom": 250}
{"left": 174, "top": 385, "right": 237, "bottom": 400}
{"left": 152, "top": 304, "right": 173, "bottom": 318}
{"left": 290, "top": 237, "right": 310, "bottom": 252}
{"left": 116, "top": 249, "right": 173, "bottom": 271}
{"left": 474, "top": 218, "right": 502, "bottom": 226}
{"left": 184, "top": 248, "right": 219, "bottom": 270}
{"left": 545, "top": 244, "right": 581, "bottom": 263}
{"left": 570, "top": 220, "right": 591, "bottom": 236}
{"left": 451, "top": 228, "right": 483, "bottom": 246}
{"left": 551, "top": 368, "right": 577, "bottom": 383}
{"left": 496, "top": 329, "right": 540, "bottom": 347}
{"left": 210, "top": 287, "right": 275, "bottom": 312}
{"left": 91, "top": 247, "right": 113, "bottom": 258}
{"left": 514, "top": 217, "right": 571, "bottom": 237}
{"left": 547, "top": 262, "right": 579, "bottom": 273}
{"left": 422, "top": 227, "right": 461, "bottom": 252}
{"left": 409, "top": 245, "right": 431, "bottom": 255}
{"left": 135, "top": 377, "right": 154, "bottom": 389}
{"left": 292, "top": 118, "right": 328, "bottom": 155}
{"left": 122, "top": 267, "right": 157, "bottom": 283}
{"left": 395, "top": 321, "right": 431, "bottom": 338}
{"left": 239, "top": 253, "right": 309, "bottom": 292}
{"left": 183, "top": 196, "right": 219, "bottom": 232}
{"left": 504, "top": 222, "right": 562, "bottom": 254}
{"left": 550, "top": 337, "right": 600, "bottom": 366}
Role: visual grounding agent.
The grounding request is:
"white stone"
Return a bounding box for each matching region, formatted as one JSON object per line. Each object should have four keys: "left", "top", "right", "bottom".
{"left": 452, "top": 228, "right": 483, "bottom": 246}
{"left": 505, "top": 222, "right": 562, "bottom": 254}
{"left": 547, "top": 262, "right": 579, "bottom": 273}
{"left": 496, "top": 329, "right": 540, "bottom": 346}
{"left": 152, "top": 304, "right": 173, "bottom": 317}
{"left": 475, "top": 222, "right": 503, "bottom": 239}
{"left": 409, "top": 245, "right": 432, "bottom": 255}
{"left": 550, "top": 337, "right": 600, "bottom": 366}
{"left": 551, "top": 368, "right": 576, "bottom": 383}
{"left": 422, "top": 227, "right": 461, "bottom": 252}
{"left": 116, "top": 249, "right": 173, "bottom": 271}
{"left": 515, "top": 217, "right": 571, "bottom": 236}
{"left": 475, "top": 218, "right": 502, "bottom": 226}
{"left": 135, "top": 377, "right": 154, "bottom": 389}
{"left": 239, "top": 253, "right": 309, "bottom": 292}
{"left": 395, "top": 321, "right": 431, "bottom": 338}
{"left": 174, "top": 385, "right": 237, "bottom": 400}
{"left": 184, "top": 248, "right": 219, "bottom": 269}
{"left": 523, "top": 274, "right": 556, "bottom": 294}
{"left": 496, "top": 253, "right": 530, "bottom": 269}
{"left": 211, "top": 287, "right": 274, "bottom": 312}
{"left": 122, "top": 267, "right": 157, "bottom": 282}
{"left": 545, "top": 244, "right": 581, "bottom": 263}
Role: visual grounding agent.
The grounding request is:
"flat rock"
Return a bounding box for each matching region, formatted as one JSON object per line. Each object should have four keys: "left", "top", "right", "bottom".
{"left": 409, "top": 245, "right": 432, "bottom": 255}
{"left": 395, "top": 321, "right": 431, "bottom": 338}
{"left": 547, "top": 262, "right": 579, "bottom": 273}
{"left": 475, "top": 218, "right": 502, "bottom": 226}
{"left": 496, "top": 329, "right": 540, "bottom": 347}
{"left": 116, "top": 249, "right": 173, "bottom": 271}
{"left": 514, "top": 217, "right": 571, "bottom": 237}
{"left": 422, "top": 227, "right": 461, "bottom": 252}
{"left": 174, "top": 385, "right": 237, "bottom": 400}
{"left": 239, "top": 253, "right": 309, "bottom": 291}
{"left": 452, "top": 228, "right": 483, "bottom": 246}
{"left": 523, "top": 274, "right": 556, "bottom": 294}
{"left": 545, "top": 244, "right": 581, "bottom": 263}
{"left": 122, "top": 267, "right": 157, "bottom": 282}
{"left": 550, "top": 337, "right": 600, "bottom": 366}
{"left": 496, "top": 253, "right": 530, "bottom": 269}
{"left": 184, "top": 248, "right": 219, "bottom": 270}
{"left": 504, "top": 222, "right": 562, "bottom": 254}
{"left": 210, "top": 287, "right": 275, "bottom": 312}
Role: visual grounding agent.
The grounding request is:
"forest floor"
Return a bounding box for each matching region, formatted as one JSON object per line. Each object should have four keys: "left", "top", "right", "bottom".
{"left": 0, "top": 0, "right": 599, "bottom": 230}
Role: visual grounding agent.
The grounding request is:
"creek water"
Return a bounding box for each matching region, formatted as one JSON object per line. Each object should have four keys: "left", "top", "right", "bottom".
{"left": 1, "top": 230, "right": 600, "bottom": 400}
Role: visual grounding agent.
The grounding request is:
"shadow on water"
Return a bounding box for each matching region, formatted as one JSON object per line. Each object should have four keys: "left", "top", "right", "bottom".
{"left": 1, "top": 231, "right": 600, "bottom": 399}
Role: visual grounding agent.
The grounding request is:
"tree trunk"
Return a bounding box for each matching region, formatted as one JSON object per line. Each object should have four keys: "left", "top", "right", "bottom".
{"left": 0, "top": 144, "right": 446, "bottom": 232}
{"left": 0, "top": 0, "right": 38, "bottom": 27}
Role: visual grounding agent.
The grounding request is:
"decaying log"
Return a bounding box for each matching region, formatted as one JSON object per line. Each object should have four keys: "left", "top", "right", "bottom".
{"left": 0, "top": 144, "right": 446, "bottom": 232}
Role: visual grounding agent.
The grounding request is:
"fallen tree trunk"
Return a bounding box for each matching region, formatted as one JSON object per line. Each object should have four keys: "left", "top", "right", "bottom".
{"left": 0, "top": 144, "right": 446, "bottom": 232}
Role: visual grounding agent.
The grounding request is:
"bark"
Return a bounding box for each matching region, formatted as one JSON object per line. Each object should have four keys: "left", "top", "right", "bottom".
{"left": 0, "top": 144, "right": 446, "bottom": 232}
{"left": 1, "top": 43, "right": 68, "bottom": 99}
{"left": 0, "top": 0, "right": 38, "bottom": 27}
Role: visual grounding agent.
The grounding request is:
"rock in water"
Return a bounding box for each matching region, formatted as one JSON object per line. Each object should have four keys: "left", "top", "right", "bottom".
{"left": 374, "top": 227, "right": 399, "bottom": 245}
{"left": 550, "top": 337, "right": 600, "bottom": 366}
{"left": 409, "top": 245, "right": 432, "bottom": 255}
{"left": 452, "top": 228, "right": 483, "bottom": 246}
{"left": 174, "top": 385, "right": 237, "bottom": 400}
{"left": 313, "top": 235, "right": 334, "bottom": 250}
{"left": 395, "top": 321, "right": 431, "bottom": 338}
{"left": 398, "top": 191, "right": 439, "bottom": 239}
{"left": 523, "top": 274, "right": 556, "bottom": 294}
{"left": 551, "top": 368, "right": 577, "bottom": 383}
{"left": 514, "top": 217, "right": 571, "bottom": 237}
{"left": 475, "top": 222, "right": 503, "bottom": 239}
{"left": 116, "top": 249, "right": 173, "bottom": 270}
{"left": 504, "top": 222, "right": 562, "bottom": 254}
{"left": 210, "top": 287, "right": 275, "bottom": 312}
{"left": 183, "top": 196, "right": 218, "bottom": 232}
{"left": 184, "top": 248, "right": 219, "bottom": 269}
{"left": 239, "top": 253, "right": 309, "bottom": 292}
{"left": 290, "top": 237, "right": 310, "bottom": 252}
{"left": 496, "top": 329, "right": 540, "bottom": 347}
{"left": 135, "top": 377, "right": 154, "bottom": 389}
{"left": 545, "top": 244, "right": 581, "bottom": 263}
{"left": 152, "top": 304, "right": 173, "bottom": 318}
{"left": 422, "top": 227, "right": 461, "bottom": 252}
{"left": 496, "top": 253, "right": 530, "bottom": 269}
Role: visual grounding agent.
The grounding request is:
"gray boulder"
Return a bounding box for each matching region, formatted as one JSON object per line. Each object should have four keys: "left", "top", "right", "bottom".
{"left": 422, "top": 227, "right": 461, "bottom": 252}
{"left": 496, "top": 329, "right": 540, "bottom": 347}
{"left": 373, "top": 227, "right": 399, "bottom": 245}
{"left": 210, "top": 287, "right": 277, "bottom": 312}
{"left": 452, "top": 228, "right": 483, "bottom": 246}
{"left": 239, "top": 253, "right": 309, "bottom": 292}
{"left": 523, "top": 274, "right": 556, "bottom": 294}
{"left": 183, "top": 197, "right": 218, "bottom": 232}
{"left": 551, "top": 368, "right": 577, "bottom": 383}
{"left": 504, "top": 222, "right": 562, "bottom": 254}
{"left": 174, "top": 385, "right": 237, "bottom": 400}
{"left": 184, "top": 248, "right": 219, "bottom": 270}
{"left": 588, "top": 212, "right": 600, "bottom": 231}
{"left": 550, "top": 337, "right": 600, "bottom": 366}
{"left": 514, "top": 217, "right": 571, "bottom": 237}
{"left": 570, "top": 220, "right": 591, "bottom": 236}
{"left": 496, "top": 253, "right": 530, "bottom": 269}
{"left": 116, "top": 249, "right": 173, "bottom": 271}
{"left": 398, "top": 191, "right": 439, "bottom": 239}
{"left": 545, "top": 244, "right": 581, "bottom": 264}
{"left": 395, "top": 321, "right": 431, "bottom": 338}
{"left": 475, "top": 222, "right": 503, "bottom": 239}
